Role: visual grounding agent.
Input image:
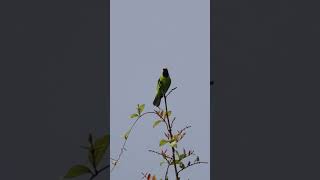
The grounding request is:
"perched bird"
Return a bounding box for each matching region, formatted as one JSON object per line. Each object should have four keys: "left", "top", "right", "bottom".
{"left": 153, "top": 68, "right": 171, "bottom": 107}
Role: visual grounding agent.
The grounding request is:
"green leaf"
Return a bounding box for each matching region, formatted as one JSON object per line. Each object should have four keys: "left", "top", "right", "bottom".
{"left": 171, "top": 159, "right": 181, "bottom": 165}
{"left": 153, "top": 120, "right": 162, "bottom": 128}
{"left": 159, "top": 139, "right": 168, "bottom": 147}
{"left": 121, "top": 129, "right": 130, "bottom": 140}
{"left": 136, "top": 104, "right": 145, "bottom": 115}
{"left": 139, "top": 104, "right": 145, "bottom": 113}
{"left": 122, "top": 130, "right": 130, "bottom": 140}
{"left": 93, "top": 134, "right": 109, "bottom": 166}
{"left": 64, "top": 165, "right": 91, "bottom": 178}
{"left": 130, "top": 113, "right": 138, "bottom": 119}
{"left": 169, "top": 140, "right": 177, "bottom": 148}
{"left": 179, "top": 153, "right": 187, "bottom": 160}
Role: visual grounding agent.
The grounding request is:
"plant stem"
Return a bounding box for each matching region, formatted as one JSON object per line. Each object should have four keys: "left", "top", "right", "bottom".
{"left": 163, "top": 93, "right": 179, "bottom": 180}
{"left": 111, "top": 111, "right": 155, "bottom": 172}
{"left": 89, "top": 165, "right": 110, "bottom": 180}
{"left": 89, "top": 137, "right": 98, "bottom": 174}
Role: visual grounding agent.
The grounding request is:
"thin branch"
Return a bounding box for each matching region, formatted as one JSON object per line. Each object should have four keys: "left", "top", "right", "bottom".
{"left": 177, "top": 161, "right": 208, "bottom": 174}
{"left": 165, "top": 164, "right": 170, "bottom": 180}
{"left": 166, "top": 87, "right": 177, "bottom": 97}
{"left": 154, "top": 109, "right": 170, "bottom": 132}
{"left": 170, "top": 117, "right": 176, "bottom": 129}
{"left": 163, "top": 89, "right": 179, "bottom": 180}
{"left": 89, "top": 165, "right": 110, "bottom": 180}
{"left": 148, "top": 149, "right": 173, "bottom": 160}
{"left": 177, "top": 126, "right": 191, "bottom": 134}
{"left": 89, "top": 135, "right": 98, "bottom": 174}
{"left": 111, "top": 111, "right": 156, "bottom": 172}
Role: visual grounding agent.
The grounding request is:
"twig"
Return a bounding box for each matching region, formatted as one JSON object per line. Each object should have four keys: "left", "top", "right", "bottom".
{"left": 88, "top": 134, "right": 98, "bottom": 174}
{"left": 163, "top": 89, "right": 179, "bottom": 180}
{"left": 177, "top": 161, "right": 208, "bottom": 174}
{"left": 89, "top": 165, "right": 110, "bottom": 180}
{"left": 154, "top": 109, "right": 170, "bottom": 133}
{"left": 148, "top": 149, "right": 172, "bottom": 160}
{"left": 165, "top": 164, "right": 170, "bottom": 180}
{"left": 170, "top": 117, "right": 176, "bottom": 129}
{"left": 166, "top": 87, "right": 177, "bottom": 97}
{"left": 111, "top": 111, "right": 156, "bottom": 172}
{"left": 177, "top": 126, "right": 191, "bottom": 134}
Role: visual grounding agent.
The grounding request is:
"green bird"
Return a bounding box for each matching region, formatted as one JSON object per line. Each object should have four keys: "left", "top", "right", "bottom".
{"left": 153, "top": 68, "right": 171, "bottom": 107}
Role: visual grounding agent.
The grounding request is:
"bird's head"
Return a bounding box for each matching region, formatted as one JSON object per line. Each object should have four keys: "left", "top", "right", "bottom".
{"left": 162, "top": 68, "right": 169, "bottom": 77}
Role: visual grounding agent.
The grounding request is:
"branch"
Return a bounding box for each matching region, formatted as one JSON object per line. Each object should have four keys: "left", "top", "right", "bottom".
{"left": 148, "top": 149, "right": 173, "bottom": 160}
{"left": 170, "top": 117, "right": 176, "bottom": 129}
{"left": 111, "top": 111, "right": 155, "bottom": 172}
{"left": 88, "top": 135, "right": 98, "bottom": 174}
{"left": 177, "top": 161, "right": 208, "bottom": 174}
{"left": 177, "top": 126, "right": 191, "bottom": 135}
{"left": 89, "top": 164, "right": 110, "bottom": 180}
{"left": 166, "top": 87, "right": 177, "bottom": 97}
{"left": 154, "top": 109, "right": 170, "bottom": 133}
{"left": 162, "top": 89, "right": 180, "bottom": 180}
{"left": 165, "top": 164, "right": 170, "bottom": 180}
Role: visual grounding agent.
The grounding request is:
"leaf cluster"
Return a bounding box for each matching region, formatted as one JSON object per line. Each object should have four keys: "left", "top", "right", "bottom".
{"left": 64, "top": 134, "right": 110, "bottom": 179}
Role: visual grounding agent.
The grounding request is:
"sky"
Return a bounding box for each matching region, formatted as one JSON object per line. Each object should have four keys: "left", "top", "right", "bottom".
{"left": 110, "top": 0, "right": 210, "bottom": 179}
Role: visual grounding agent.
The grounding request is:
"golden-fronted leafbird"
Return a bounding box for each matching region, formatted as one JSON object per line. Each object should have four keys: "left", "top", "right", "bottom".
{"left": 153, "top": 68, "right": 171, "bottom": 107}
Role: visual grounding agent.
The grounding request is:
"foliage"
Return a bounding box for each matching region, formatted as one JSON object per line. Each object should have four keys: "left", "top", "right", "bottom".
{"left": 64, "top": 133, "right": 110, "bottom": 180}
{"left": 64, "top": 72, "right": 211, "bottom": 180}
{"left": 112, "top": 86, "right": 208, "bottom": 180}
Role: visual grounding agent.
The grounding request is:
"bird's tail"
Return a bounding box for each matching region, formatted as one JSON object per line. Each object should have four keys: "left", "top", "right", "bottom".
{"left": 153, "top": 95, "right": 161, "bottom": 107}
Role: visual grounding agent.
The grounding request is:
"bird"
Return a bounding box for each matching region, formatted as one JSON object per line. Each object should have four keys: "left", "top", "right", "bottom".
{"left": 153, "top": 68, "right": 171, "bottom": 107}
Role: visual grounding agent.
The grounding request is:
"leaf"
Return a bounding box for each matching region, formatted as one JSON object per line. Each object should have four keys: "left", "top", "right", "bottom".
{"left": 122, "top": 130, "right": 130, "bottom": 140}
{"left": 169, "top": 140, "right": 177, "bottom": 148}
{"left": 147, "top": 174, "right": 151, "bottom": 180}
{"left": 64, "top": 165, "right": 91, "bottom": 178}
{"left": 139, "top": 104, "right": 145, "bottom": 113}
{"left": 93, "top": 134, "right": 109, "bottom": 166}
{"left": 172, "top": 159, "right": 181, "bottom": 165}
{"left": 130, "top": 113, "right": 138, "bottom": 119}
{"left": 137, "top": 104, "right": 145, "bottom": 115}
{"left": 153, "top": 120, "right": 162, "bottom": 128}
{"left": 179, "top": 153, "right": 187, "bottom": 160}
{"left": 159, "top": 139, "right": 168, "bottom": 147}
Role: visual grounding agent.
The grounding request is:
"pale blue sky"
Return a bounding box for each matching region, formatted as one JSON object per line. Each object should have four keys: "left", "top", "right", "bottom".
{"left": 111, "top": 0, "right": 210, "bottom": 179}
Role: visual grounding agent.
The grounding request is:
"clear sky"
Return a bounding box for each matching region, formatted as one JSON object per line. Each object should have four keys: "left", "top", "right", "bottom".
{"left": 110, "top": 0, "right": 210, "bottom": 179}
